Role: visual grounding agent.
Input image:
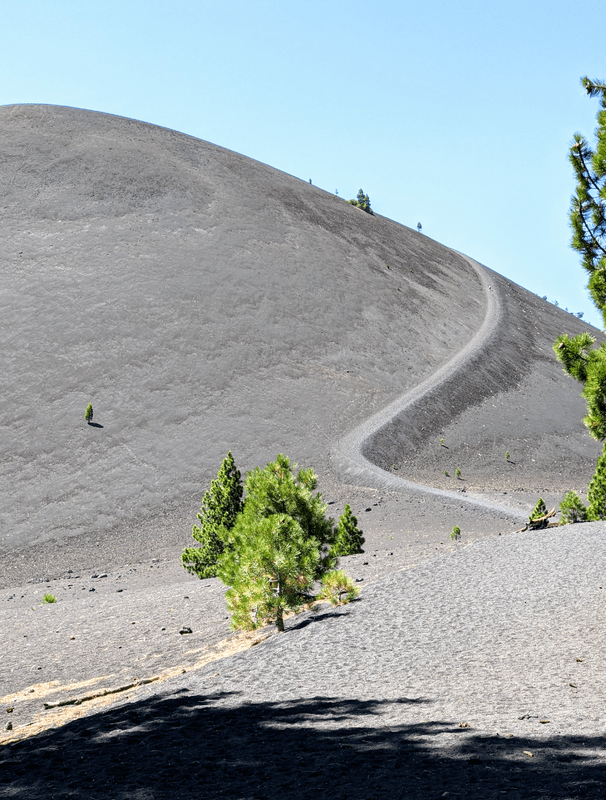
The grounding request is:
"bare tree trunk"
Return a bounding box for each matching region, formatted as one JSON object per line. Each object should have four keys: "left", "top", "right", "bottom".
{"left": 276, "top": 608, "right": 284, "bottom": 632}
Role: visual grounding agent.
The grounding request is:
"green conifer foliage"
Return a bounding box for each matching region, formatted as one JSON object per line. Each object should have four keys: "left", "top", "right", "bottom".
{"left": 181, "top": 451, "right": 244, "bottom": 579}
{"left": 553, "top": 80, "right": 606, "bottom": 518}
{"left": 553, "top": 333, "right": 606, "bottom": 440}
{"left": 333, "top": 504, "right": 365, "bottom": 556}
{"left": 220, "top": 512, "right": 319, "bottom": 632}
{"left": 587, "top": 442, "right": 606, "bottom": 520}
{"left": 84, "top": 403, "right": 93, "bottom": 423}
{"left": 530, "top": 498, "right": 548, "bottom": 521}
{"left": 217, "top": 454, "right": 338, "bottom": 631}
{"left": 559, "top": 490, "right": 588, "bottom": 524}
{"left": 348, "top": 189, "right": 373, "bottom": 214}
{"left": 569, "top": 78, "right": 606, "bottom": 321}
{"left": 319, "top": 570, "right": 359, "bottom": 606}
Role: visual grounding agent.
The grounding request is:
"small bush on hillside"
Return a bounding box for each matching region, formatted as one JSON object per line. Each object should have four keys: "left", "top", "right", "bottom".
{"left": 450, "top": 525, "right": 461, "bottom": 542}
{"left": 560, "top": 491, "right": 588, "bottom": 524}
{"left": 184, "top": 453, "right": 362, "bottom": 631}
{"left": 84, "top": 403, "right": 93, "bottom": 423}
{"left": 319, "top": 570, "right": 359, "bottom": 606}
{"left": 42, "top": 594, "right": 57, "bottom": 604}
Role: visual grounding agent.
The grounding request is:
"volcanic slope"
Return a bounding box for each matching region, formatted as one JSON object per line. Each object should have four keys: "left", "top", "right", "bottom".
{"left": 0, "top": 104, "right": 602, "bottom": 582}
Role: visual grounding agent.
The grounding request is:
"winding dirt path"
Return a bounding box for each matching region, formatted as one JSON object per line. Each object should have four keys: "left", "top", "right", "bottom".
{"left": 331, "top": 251, "right": 527, "bottom": 522}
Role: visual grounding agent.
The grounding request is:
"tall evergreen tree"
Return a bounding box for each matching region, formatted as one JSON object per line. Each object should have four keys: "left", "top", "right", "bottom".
{"left": 554, "top": 78, "right": 606, "bottom": 519}
{"left": 181, "top": 451, "right": 244, "bottom": 579}
{"left": 587, "top": 443, "right": 606, "bottom": 520}
{"left": 569, "top": 77, "right": 606, "bottom": 321}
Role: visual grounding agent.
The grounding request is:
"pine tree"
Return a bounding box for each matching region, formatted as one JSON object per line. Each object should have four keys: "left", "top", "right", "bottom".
{"left": 527, "top": 498, "right": 552, "bottom": 529}
{"left": 220, "top": 511, "right": 320, "bottom": 632}
{"left": 217, "top": 454, "right": 338, "bottom": 631}
{"left": 553, "top": 78, "right": 606, "bottom": 516}
{"left": 569, "top": 78, "right": 606, "bottom": 322}
{"left": 333, "top": 504, "right": 365, "bottom": 556}
{"left": 587, "top": 442, "right": 606, "bottom": 520}
{"left": 84, "top": 403, "right": 93, "bottom": 423}
{"left": 181, "top": 451, "right": 244, "bottom": 579}
{"left": 348, "top": 189, "right": 373, "bottom": 214}
{"left": 559, "top": 490, "right": 588, "bottom": 523}
{"left": 530, "top": 498, "right": 548, "bottom": 521}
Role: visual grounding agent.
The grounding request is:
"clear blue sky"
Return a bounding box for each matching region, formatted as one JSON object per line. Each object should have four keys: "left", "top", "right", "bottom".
{"left": 2, "top": 0, "right": 605, "bottom": 326}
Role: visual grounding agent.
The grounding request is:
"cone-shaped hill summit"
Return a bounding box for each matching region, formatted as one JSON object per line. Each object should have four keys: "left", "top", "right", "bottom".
{"left": 0, "top": 104, "right": 602, "bottom": 567}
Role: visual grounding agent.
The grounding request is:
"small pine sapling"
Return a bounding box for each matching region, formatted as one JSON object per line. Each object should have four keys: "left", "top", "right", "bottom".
{"left": 440, "top": 438, "right": 445, "bottom": 446}
{"left": 559, "top": 490, "right": 588, "bottom": 524}
{"left": 505, "top": 451, "right": 510, "bottom": 461}
{"left": 528, "top": 497, "right": 551, "bottom": 529}
{"left": 319, "top": 570, "right": 359, "bottom": 606}
{"left": 455, "top": 467, "right": 461, "bottom": 479}
{"left": 451, "top": 525, "right": 461, "bottom": 542}
{"left": 333, "top": 504, "right": 365, "bottom": 556}
{"left": 42, "top": 594, "right": 57, "bottom": 604}
{"left": 444, "top": 470, "right": 449, "bottom": 477}
{"left": 84, "top": 403, "right": 93, "bottom": 423}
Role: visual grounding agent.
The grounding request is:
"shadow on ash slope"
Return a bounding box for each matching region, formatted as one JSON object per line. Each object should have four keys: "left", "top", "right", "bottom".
{"left": 332, "top": 252, "right": 603, "bottom": 522}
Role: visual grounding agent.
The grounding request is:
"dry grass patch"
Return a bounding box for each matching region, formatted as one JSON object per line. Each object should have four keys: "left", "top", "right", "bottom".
{"left": 1, "top": 627, "right": 272, "bottom": 745}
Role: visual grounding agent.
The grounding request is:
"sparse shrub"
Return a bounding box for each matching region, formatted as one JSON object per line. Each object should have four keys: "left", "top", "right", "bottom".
{"left": 560, "top": 491, "right": 588, "bottom": 524}
{"left": 440, "top": 438, "right": 445, "bottom": 446}
{"left": 319, "top": 570, "right": 359, "bottom": 606}
{"left": 84, "top": 403, "right": 93, "bottom": 423}
{"left": 42, "top": 594, "right": 57, "bottom": 604}
{"left": 451, "top": 525, "right": 461, "bottom": 542}
{"left": 348, "top": 189, "right": 373, "bottom": 214}
{"left": 455, "top": 467, "right": 461, "bottom": 479}
{"left": 444, "top": 470, "right": 449, "bottom": 477}
{"left": 505, "top": 450, "right": 510, "bottom": 461}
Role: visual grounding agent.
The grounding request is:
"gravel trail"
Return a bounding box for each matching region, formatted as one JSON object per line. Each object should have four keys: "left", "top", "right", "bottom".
{"left": 332, "top": 251, "right": 525, "bottom": 524}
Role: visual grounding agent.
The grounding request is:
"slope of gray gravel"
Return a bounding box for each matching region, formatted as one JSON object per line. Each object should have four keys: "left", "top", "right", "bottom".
{"left": 3, "top": 523, "right": 606, "bottom": 799}
{"left": 173, "top": 522, "right": 606, "bottom": 733}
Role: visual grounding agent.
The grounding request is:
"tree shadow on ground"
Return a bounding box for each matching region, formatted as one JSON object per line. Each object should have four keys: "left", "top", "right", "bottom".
{"left": 87, "top": 422, "right": 104, "bottom": 429}
{"left": 1, "top": 690, "right": 605, "bottom": 799}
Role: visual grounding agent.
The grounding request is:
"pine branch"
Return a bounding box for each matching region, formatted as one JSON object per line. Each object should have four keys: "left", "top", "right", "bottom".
{"left": 581, "top": 76, "right": 606, "bottom": 99}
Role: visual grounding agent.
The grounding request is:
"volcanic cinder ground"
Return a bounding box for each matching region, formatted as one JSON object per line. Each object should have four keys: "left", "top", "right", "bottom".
{"left": 2, "top": 105, "right": 606, "bottom": 800}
